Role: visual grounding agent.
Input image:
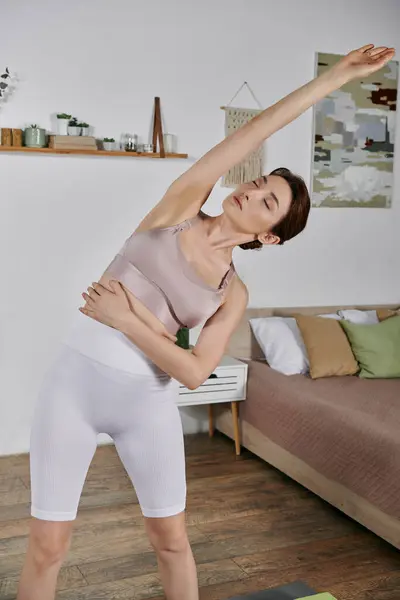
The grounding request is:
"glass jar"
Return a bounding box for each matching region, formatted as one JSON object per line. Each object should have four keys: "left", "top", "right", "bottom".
{"left": 121, "top": 133, "right": 137, "bottom": 152}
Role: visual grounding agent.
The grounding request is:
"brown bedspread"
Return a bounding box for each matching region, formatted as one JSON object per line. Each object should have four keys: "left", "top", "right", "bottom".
{"left": 242, "top": 360, "right": 400, "bottom": 518}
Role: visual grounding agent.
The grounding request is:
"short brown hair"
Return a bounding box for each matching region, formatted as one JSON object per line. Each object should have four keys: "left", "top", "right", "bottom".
{"left": 239, "top": 167, "right": 310, "bottom": 250}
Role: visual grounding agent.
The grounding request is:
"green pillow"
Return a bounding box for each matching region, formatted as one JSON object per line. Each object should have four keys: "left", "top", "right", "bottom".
{"left": 340, "top": 316, "right": 400, "bottom": 379}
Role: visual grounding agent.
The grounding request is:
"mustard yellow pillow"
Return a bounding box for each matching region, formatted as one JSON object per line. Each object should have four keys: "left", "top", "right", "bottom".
{"left": 377, "top": 307, "right": 400, "bottom": 322}
{"left": 295, "top": 314, "right": 358, "bottom": 379}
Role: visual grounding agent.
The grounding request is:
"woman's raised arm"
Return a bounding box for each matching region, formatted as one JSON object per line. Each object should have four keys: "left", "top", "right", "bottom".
{"left": 137, "top": 44, "right": 394, "bottom": 231}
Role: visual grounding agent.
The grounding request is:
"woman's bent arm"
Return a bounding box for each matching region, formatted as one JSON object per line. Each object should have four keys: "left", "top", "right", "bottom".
{"left": 81, "top": 279, "right": 248, "bottom": 388}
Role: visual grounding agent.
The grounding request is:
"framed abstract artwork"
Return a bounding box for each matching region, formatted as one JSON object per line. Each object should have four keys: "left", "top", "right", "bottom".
{"left": 311, "top": 52, "right": 398, "bottom": 208}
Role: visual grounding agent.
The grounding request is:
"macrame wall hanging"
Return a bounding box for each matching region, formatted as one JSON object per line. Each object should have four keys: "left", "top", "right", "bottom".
{"left": 221, "top": 81, "right": 264, "bottom": 188}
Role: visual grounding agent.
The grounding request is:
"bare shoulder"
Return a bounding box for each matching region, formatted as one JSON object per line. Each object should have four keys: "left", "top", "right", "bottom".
{"left": 195, "top": 273, "right": 248, "bottom": 358}
{"left": 224, "top": 274, "right": 249, "bottom": 310}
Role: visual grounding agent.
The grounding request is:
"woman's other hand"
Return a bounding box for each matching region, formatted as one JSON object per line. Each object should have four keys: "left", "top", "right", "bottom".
{"left": 80, "top": 281, "right": 177, "bottom": 343}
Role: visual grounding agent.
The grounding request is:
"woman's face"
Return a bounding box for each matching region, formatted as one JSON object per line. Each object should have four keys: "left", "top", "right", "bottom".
{"left": 222, "top": 175, "right": 292, "bottom": 245}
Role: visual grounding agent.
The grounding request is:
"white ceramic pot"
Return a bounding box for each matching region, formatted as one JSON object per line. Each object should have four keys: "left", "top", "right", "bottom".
{"left": 103, "top": 142, "right": 115, "bottom": 151}
{"left": 68, "top": 126, "right": 81, "bottom": 136}
{"left": 81, "top": 127, "right": 89, "bottom": 137}
{"left": 57, "top": 119, "right": 69, "bottom": 136}
{"left": 163, "top": 133, "right": 177, "bottom": 154}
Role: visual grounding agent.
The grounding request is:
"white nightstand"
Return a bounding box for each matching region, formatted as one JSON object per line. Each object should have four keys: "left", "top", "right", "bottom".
{"left": 176, "top": 356, "right": 248, "bottom": 455}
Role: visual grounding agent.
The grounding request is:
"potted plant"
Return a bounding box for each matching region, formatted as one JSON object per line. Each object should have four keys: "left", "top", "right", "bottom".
{"left": 68, "top": 117, "right": 80, "bottom": 136}
{"left": 24, "top": 124, "right": 46, "bottom": 148}
{"left": 103, "top": 137, "right": 115, "bottom": 151}
{"left": 56, "top": 113, "right": 71, "bottom": 135}
{"left": 79, "top": 122, "right": 90, "bottom": 136}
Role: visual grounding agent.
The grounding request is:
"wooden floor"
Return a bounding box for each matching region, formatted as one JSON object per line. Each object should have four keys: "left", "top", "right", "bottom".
{"left": 0, "top": 433, "right": 399, "bottom": 600}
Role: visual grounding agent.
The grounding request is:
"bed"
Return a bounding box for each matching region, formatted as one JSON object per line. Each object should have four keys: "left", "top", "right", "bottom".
{"left": 216, "top": 306, "right": 400, "bottom": 549}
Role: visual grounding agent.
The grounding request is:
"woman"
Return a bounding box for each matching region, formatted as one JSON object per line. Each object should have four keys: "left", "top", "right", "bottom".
{"left": 18, "top": 44, "right": 394, "bottom": 600}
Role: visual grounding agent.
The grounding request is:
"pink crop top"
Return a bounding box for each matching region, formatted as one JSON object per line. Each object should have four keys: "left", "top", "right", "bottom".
{"left": 104, "top": 214, "right": 235, "bottom": 334}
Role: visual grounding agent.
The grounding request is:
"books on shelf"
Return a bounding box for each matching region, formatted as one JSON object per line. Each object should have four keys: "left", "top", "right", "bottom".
{"left": 49, "top": 135, "right": 98, "bottom": 150}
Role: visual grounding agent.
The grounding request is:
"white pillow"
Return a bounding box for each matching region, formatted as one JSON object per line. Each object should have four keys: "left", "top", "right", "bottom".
{"left": 250, "top": 317, "right": 309, "bottom": 375}
{"left": 338, "top": 309, "right": 378, "bottom": 324}
{"left": 249, "top": 313, "right": 342, "bottom": 376}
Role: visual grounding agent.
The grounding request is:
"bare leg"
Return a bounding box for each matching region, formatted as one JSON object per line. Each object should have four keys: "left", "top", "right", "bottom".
{"left": 17, "top": 519, "right": 73, "bottom": 600}
{"left": 145, "top": 512, "right": 198, "bottom": 600}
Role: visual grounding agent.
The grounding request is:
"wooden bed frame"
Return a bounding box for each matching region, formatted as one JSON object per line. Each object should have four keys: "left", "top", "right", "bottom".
{"left": 215, "top": 305, "right": 400, "bottom": 550}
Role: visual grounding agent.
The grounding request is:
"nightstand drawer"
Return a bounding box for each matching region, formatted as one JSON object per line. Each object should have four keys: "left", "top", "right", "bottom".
{"left": 177, "top": 366, "right": 247, "bottom": 406}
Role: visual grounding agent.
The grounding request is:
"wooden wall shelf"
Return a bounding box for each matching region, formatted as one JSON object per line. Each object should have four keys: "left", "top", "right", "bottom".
{"left": 0, "top": 146, "right": 188, "bottom": 159}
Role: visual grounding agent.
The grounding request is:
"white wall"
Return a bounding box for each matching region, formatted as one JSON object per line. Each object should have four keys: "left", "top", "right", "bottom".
{"left": 1, "top": 0, "right": 399, "bottom": 455}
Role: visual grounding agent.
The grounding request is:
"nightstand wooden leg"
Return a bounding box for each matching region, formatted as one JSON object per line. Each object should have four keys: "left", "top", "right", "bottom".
{"left": 231, "top": 401, "right": 241, "bottom": 455}
{"left": 208, "top": 404, "right": 214, "bottom": 437}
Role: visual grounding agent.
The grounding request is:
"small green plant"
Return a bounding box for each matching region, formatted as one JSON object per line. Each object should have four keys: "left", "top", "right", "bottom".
{"left": 57, "top": 113, "right": 71, "bottom": 119}
{"left": 78, "top": 122, "right": 89, "bottom": 128}
{"left": 29, "top": 124, "right": 39, "bottom": 129}
{"left": 103, "top": 137, "right": 115, "bottom": 142}
{"left": 68, "top": 117, "right": 78, "bottom": 126}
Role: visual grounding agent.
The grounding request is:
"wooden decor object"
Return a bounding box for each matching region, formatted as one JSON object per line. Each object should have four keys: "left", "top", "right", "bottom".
{"left": 1, "top": 128, "right": 12, "bottom": 146}
{"left": 152, "top": 96, "right": 166, "bottom": 158}
{"left": 12, "top": 129, "right": 23, "bottom": 146}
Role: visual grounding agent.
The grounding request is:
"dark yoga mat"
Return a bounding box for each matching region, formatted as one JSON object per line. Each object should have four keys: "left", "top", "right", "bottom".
{"left": 228, "top": 581, "right": 316, "bottom": 599}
